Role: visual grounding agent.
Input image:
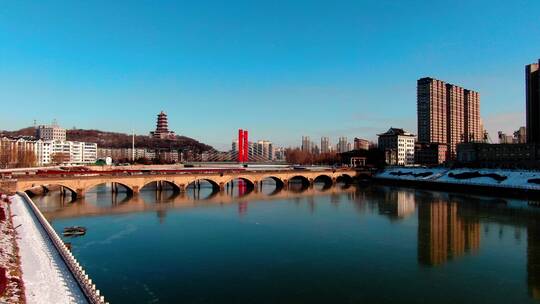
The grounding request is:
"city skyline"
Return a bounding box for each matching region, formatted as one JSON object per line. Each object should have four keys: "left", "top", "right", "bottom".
{"left": 1, "top": 1, "right": 539, "bottom": 150}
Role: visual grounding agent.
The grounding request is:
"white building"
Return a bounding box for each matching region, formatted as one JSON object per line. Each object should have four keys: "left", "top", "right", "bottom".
{"left": 337, "top": 137, "right": 349, "bottom": 153}
{"left": 377, "top": 128, "right": 415, "bottom": 166}
{"left": 232, "top": 139, "right": 275, "bottom": 161}
{"left": 255, "top": 140, "right": 274, "bottom": 161}
{"left": 39, "top": 140, "right": 97, "bottom": 165}
{"left": 35, "top": 140, "right": 52, "bottom": 165}
{"left": 0, "top": 137, "right": 97, "bottom": 167}
{"left": 274, "top": 147, "right": 286, "bottom": 161}
{"left": 36, "top": 124, "right": 66, "bottom": 141}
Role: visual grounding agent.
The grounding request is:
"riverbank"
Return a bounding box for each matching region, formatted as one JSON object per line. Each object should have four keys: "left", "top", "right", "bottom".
{"left": 0, "top": 195, "right": 24, "bottom": 303}
{"left": 9, "top": 194, "right": 90, "bottom": 304}
{"left": 374, "top": 167, "right": 540, "bottom": 198}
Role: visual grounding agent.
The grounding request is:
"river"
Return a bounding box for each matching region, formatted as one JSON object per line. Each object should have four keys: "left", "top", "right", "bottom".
{"left": 31, "top": 181, "right": 540, "bottom": 303}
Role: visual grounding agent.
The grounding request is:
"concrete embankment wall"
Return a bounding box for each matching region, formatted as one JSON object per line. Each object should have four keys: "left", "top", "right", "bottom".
{"left": 16, "top": 192, "right": 108, "bottom": 304}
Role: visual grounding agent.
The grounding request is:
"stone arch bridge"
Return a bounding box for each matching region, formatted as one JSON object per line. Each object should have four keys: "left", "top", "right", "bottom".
{"left": 15, "top": 169, "right": 367, "bottom": 199}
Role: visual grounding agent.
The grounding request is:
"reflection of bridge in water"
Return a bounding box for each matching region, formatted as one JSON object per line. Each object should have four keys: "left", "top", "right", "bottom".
{"left": 39, "top": 183, "right": 358, "bottom": 221}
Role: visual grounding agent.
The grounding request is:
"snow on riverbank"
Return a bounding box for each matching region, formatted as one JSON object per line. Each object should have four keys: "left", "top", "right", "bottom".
{"left": 376, "top": 167, "right": 540, "bottom": 190}
{"left": 0, "top": 196, "right": 24, "bottom": 303}
{"left": 10, "top": 194, "right": 88, "bottom": 304}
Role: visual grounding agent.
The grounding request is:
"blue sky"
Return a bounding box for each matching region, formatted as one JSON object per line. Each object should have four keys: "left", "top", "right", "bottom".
{"left": 1, "top": 0, "right": 539, "bottom": 150}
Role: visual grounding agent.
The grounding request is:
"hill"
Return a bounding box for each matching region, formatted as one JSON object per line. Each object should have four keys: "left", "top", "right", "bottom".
{"left": 0, "top": 127, "right": 213, "bottom": 152}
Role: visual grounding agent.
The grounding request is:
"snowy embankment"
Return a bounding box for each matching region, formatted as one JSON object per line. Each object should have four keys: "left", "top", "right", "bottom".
{"left": 9, "top": 194, "right": 88, "bottom": 304}
{"left": 376, "top": 167, "right": 540, "bottom": 191}
{"left": 0, "top": 195, "right": 24, "bottom": 303}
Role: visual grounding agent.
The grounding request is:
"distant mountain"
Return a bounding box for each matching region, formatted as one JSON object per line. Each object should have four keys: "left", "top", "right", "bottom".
{"left": 0, "top": 127, "right": 214, "bottom": 152}
{"left": 0, "top": 127, "right": 35, "bottom": 137}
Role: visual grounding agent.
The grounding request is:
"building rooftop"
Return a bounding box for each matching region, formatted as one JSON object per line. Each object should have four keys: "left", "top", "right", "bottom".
{"left": 377, "top": 127, "right": 415, "bottom": 137}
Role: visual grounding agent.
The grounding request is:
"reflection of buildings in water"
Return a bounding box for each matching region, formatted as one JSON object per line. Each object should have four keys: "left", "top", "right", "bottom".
{"left": 528, "top": 222, "right": 540, "bottom": 299}
{"left": 396, "top": 192, "right": 415, "bottom": 218}
{"left": 418, "top": 200, "right": 480, "bottom": 266}
{"left": 378, "top": 190, "right": 416, "bottom": 220}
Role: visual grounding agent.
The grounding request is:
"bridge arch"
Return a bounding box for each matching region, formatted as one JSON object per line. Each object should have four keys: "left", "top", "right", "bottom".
{"left": 260, "top": 176, "right": 285, "bottom": 187}
{"left": 257, "top": 176, "right": 285, "bottom": 196}
{"left": 141, "top": 180, "right": 181, "bottom": 192}
{"left": 288, "top": 175, "right": 310, "bottom": 192}
{"left": 185, "top": 178, "right": 221, "bottom": 200}
{"left": 225, "top": 177, "right": 255, "bottom": 197}
{"left": 336, "top": 173, "right": 354, "bottom": 187}
{"left": 24, "top": 183, "right": 78, "bottom": 197}
{"left": 313, "top": 174, "right": 333, "bottom": 190}
{"left": 85, "top": 181, "right": 134, "bottom": 195}
{"left": 22, "top": 183, "right": 80, "bottom": 203}
{"left": 225, "top": 177, "right": 255, "bottom": 188}
{"left": 186, "top": 178, "right": 220, "bottom": 190}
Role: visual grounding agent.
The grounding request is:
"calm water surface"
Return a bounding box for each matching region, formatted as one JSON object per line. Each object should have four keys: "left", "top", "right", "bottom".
{"left": 32, "top": 181, "right": 540, "bottom": 303}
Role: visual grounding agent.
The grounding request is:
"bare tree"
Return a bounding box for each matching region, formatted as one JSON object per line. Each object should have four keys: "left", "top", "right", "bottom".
{"left": 50, "top": 152, "right": 70, "bottom": 165}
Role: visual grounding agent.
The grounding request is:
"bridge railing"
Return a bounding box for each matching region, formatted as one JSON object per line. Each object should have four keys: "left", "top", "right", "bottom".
{"left": 17, "top": 191, "right": 108, "bottom": 304}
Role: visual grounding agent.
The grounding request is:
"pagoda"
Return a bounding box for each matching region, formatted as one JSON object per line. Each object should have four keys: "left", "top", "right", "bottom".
{"left": 150, "top": 111, "right": 176, "bottom": 139}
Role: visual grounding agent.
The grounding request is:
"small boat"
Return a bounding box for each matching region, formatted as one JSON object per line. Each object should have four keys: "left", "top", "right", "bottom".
{"left": 63, "top": 226, "right": 87, "bottom": 237}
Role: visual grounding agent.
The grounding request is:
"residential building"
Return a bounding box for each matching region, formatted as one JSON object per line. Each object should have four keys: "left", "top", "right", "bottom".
{"left": 514, "top": 127, "right": 527, "bottom": 144}
{"left": 417, "top": 77, "right": 482, "bottom": 161}
{"left": 36, "top": 123, "right": 66, "bottom": 141}
{"left": 255, "top": 140, "right": 274, "bottom": 161}
{"left": 377, "top": 128, "right": 415, "bottom": 166}
{"left": 527, "top": 60, "right": 540, "bottom": 143}
{"left": 35, "top": 140, "right": 52, "bottom": 165}
{"left": 274, "top": 147, "right": 286, "bottom": 161}
{"left": 0, "top": 137, "right": 38, "bottom": 168}
{"left": 418, "top": 77, "right": 447, "bottom": 145}
{"left": 337, "top": 137, "right": 349, "bottom": 153}
{"left": 321, "top": 137, "right": 330, "bottom": 154}
{"left": 414, "top": 142, "right": 448, "bottom": 166}
{"left": 0, "top": 137, "right": 97, "bottom": 167}
{"left": 301, "top": 136, "right": 312, "bottom": 153}
{"left": 97, "top": 148, "right": 157, "bottom": 162}
{"left": 232, "top": 139, "right": 275, "bottom": 161}
{"left": 498, "top": 132, "right": 514, "bottom": 144}
{"left": 353, "top": 138, "right": 370, "bottom": 150}
{"left": 311, "top": 144, "right": 320, "bottom": 155}
{"left": 457, "top": 142, "right": 540, "bottom": 168}
{"left": 48, "top": 141, "right": 97, "bottom": 165}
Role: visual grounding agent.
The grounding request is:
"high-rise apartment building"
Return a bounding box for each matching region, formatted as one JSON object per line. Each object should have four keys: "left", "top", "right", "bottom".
{"left": 337, "top": 137, "right": 349, "bottom": 153}
{"left": 464, "top": 89, "right": 481, "bottom": 142}
{"left": 255, "top": 140, "right": 274, "bottom": 161}
{"left": 301, "top": 136, "right": 311, "bottom": 153}
{"left": 526, "top": 60, "right": 540, "bottom": 143}
{"left": 418, "top": 78, "right": 447, "bottom": 145}
{"left": 320, "top": 137, "right": 330, "bottom": 154}
{"left": 417, "top": 77, "right": 481, "bottom": 160}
